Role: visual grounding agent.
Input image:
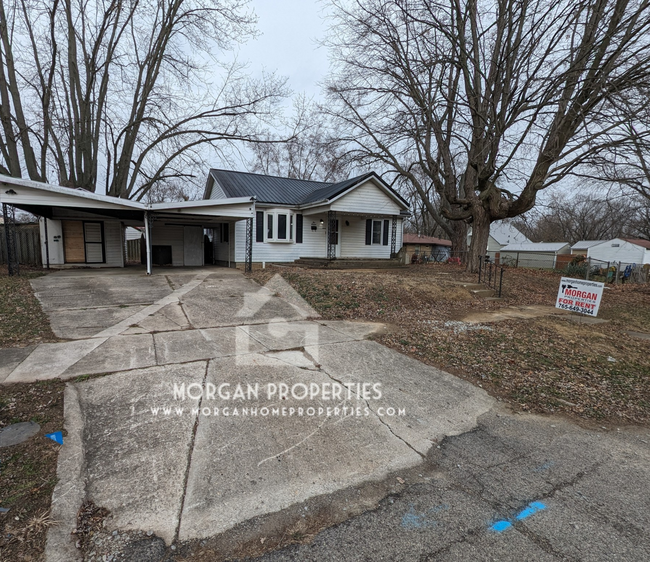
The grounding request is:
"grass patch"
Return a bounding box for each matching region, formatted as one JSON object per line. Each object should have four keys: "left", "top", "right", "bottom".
{"left": 0, "top": 267, "right": 56, "bottom": 348}
{"left": 0, "top": 380, "right": 65, "bottom": 560}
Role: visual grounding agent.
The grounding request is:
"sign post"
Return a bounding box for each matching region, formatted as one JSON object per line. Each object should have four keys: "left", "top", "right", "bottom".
{"left": 555, "top": 277, "right": 605, "bottom": 317}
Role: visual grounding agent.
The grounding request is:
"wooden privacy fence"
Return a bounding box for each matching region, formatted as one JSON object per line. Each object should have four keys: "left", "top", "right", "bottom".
{"left": 126, "top": 238, "right": 142, "bottom": 263}
{"left": 0, "top": 224, "right": 42, "bottom": 267}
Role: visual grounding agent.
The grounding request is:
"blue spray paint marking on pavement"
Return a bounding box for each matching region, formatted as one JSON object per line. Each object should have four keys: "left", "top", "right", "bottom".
{"left": 45, "top": 431, "right": 63, "bottom": 445}
{"left": 534, "top": 461, "right": 555, "bottom": 472}
{"left": 491, "top": 520, "right": 512, "bottom": 532}
{"left": 490, "top": 501, "right": 546, "bottom": 532}
{"left": 401, "top": 504, "right": 449, "bottom": 529}
{"left": 515, "top": 501, "right": 546, "bottom": 520}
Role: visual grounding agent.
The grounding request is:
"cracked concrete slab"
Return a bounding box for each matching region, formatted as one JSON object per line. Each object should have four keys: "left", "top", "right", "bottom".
{"left": 241, "top": 321, "right": 351, "bottom": 352}
{"left": 45, "top": 305, "right": 149, "bottom": 339}
{"left": 178, "top": 354, "right": 422, "bottom": 541}
{"left": 76, "top": 362, "right": 206, "bottom": 544}
{"left": 4, "top": 338, "right": 107, "bottom": 383}
{"left": 306, "top": 340, "right": 495, "bottom": 455}
{"left": 153, "top": 328, "right": 266, "bottom": 365}
{"left": 62, "top": 334, "right": 157, "bottom": 378}
{"left": 136, "top": 302, "right": 191, "bottom": 333}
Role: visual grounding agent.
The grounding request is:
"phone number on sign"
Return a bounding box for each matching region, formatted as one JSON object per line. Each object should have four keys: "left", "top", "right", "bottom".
{"left": 556, "top": 302, "right": 596, "bottom": 315}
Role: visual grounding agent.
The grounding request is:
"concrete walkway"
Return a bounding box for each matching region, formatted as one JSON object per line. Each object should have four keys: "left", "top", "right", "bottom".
{"left": 0, "top": 268, "right": 495, "bottom": 561}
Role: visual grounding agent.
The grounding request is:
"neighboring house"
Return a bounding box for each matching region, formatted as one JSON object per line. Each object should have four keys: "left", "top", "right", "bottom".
{"left": 204, "top": 169, "right": 410, "bottom": 267}
{"left": 587, "top": 238, "right": 650, "bottom": 265}
{"left": 571, "top": 240, "right": 605, "bottom": 255}
{"left": 467, "top": 222, "right": 530, "bottom": 258}
{"left": 402, "top": 233, "right": 452, "bottom": 262}
{"left": 500, "top": 242, "right": 571, "bottom": 269}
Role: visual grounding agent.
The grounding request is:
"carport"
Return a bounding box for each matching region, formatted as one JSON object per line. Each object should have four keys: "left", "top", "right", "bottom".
{"left": 0, "top": 175, "right": 255, "bottom": 274}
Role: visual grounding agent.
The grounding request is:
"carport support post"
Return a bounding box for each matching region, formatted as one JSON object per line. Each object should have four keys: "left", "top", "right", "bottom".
{"left": 2, "top": 203, "right": 19, "bottom": 276}
{"left": 245, "top": 217, "right": 253, "bottom": 272}
{"left": 144, "top": 211, "right": 152, "bottom": 275}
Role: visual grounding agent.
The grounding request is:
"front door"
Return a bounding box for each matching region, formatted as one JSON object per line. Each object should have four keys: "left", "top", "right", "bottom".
{"left": 328, "top": 219, "right": 341, "bottom": 258}
{"left": 83, "top": 222, "right": 104, "bottom": 263}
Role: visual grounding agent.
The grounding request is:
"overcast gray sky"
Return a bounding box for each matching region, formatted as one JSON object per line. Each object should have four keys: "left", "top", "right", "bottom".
{"left": 235, "top": 0, "right": 331, "bottom": 100}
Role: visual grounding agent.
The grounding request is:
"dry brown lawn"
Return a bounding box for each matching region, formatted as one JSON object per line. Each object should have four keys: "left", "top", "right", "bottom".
{"left": 250, "top": 264, "right": 650, "bottom": 425}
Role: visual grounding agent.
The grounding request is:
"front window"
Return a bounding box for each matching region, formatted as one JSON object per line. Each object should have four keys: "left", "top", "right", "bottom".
{"left": 278, "top": 214, "right": 287, "bottom": 240}
{"left": 264, "top": 210, "right": 293, "bottom": 242}
{"left": 372, "top": 220, "right": 382, "bottom": 244}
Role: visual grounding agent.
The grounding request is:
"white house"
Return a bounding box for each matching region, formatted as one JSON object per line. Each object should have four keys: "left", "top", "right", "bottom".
{"left": 587, "top": 238, "right": 650, "bottom": 265}
{"left": 204, "top": 169, "right": 410, "bottom": 268}
{"left": 500, "top": 242, "right": 571, "bottom": 269}
{"left": 1, "top": 170, "right": 409, "bottom": 273}
{"left": 467, "top": 221, "right": 530, "bottom": 258}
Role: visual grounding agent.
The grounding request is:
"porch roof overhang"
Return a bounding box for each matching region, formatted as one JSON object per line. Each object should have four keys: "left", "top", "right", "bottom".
{"left": 0, "top": 175, "right": 254, "bottom": 225}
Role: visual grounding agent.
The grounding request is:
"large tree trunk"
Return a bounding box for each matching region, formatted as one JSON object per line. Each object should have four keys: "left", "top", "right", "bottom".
{"left": 448, "top": 220, "right": 468, "bottom": 258}
{"left": 467, "top": 208, "right": 490, "bottom": 273}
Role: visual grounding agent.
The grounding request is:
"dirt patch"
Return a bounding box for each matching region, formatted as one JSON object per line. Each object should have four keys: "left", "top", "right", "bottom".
{"left": 0, "top": 267, "right": 57, "bottom": 348}
{"left": 0, "top": 380, "right": 65, "bottom": 561}
{"left": 248, "top": 265, "right": 650, "bottom": 424}
{"left": 461, "top": 305, "right": 571, "bottom": 323}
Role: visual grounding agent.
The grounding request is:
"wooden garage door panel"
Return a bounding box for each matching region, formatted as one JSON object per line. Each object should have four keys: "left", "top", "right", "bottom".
{"left": 62, "top": 220, "right": 85, "bottom": 263}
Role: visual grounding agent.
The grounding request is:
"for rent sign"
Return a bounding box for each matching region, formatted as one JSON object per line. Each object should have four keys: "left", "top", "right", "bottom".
{"left": 556, "top": 277, "right": 605, "bottom": 317}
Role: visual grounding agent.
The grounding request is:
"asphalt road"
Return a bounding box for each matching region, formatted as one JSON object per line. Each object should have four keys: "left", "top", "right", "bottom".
{"left": 254, "top": 406, "right": 650, "bottom": 562}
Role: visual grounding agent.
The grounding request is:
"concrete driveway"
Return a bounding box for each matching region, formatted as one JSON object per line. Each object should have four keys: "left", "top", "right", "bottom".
{"left": 0, "top": 267, "right": 493, "bottom": 561}
{"left": 3, "top": 267, "right": 648, "bottom": 562}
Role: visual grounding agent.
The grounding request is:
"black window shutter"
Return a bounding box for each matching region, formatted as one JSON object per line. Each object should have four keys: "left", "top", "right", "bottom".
{"left": 222, "top": 223, "right": 229, "bottom": 243}
{"left": 382, "top": 220, "right": 389, "bottom": 245}
{"left": 365, "top": 219, "right": 372, "bottom": 245}
{"left": 296, "top": 214, "right": 303, "bottom": 243}
{"left": 255, "top": 211, "right": 264, "bottom": 242}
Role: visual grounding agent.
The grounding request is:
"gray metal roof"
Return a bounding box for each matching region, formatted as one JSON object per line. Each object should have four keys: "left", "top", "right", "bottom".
{"left": 208, "top": 169, "right": 408, "bottom": 207}
{"left": 500, "top": 242, "right": 570, "bottom": 253}
{"left": 571, "top": 240, "right": 605, "bottom": 250}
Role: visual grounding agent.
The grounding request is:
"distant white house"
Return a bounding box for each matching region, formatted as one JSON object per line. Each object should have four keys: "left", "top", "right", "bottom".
{"left": 500, "top": 242, "right": 571, "bottom": 269}
{"left": 467, "top": 222, "right": 530, "bottom": 258}
{"left": 587, "top": 238, "right": 650, "bottom": 265}
{"left": 571, "top": 240, "right": 605, "bottom": 255}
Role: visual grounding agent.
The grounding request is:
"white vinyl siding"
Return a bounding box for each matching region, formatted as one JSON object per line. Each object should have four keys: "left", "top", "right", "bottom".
{"left": 587, "top": 239, "right": 650, "bottom": 265}
{"left": 234, "top": 216, "right": 403, "bottom": 263}
{"left": 340, "top": 217, "right": 402, "bottom": 259}
{"left": 330, "top": 180, "right": 402, "bottom": 215}
{"left": 235, "top": 214, "right": 330, "bottom": 263}
{"left": 208, "top": 177, "right": 227, "bottom": 200}
{"left": 151, "top": 225, "right": 184, "bottom": 266}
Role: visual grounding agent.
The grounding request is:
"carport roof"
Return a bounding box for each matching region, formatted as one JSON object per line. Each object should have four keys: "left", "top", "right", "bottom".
{"left": 0, "top": 175, "right": 254, "bottom": 221}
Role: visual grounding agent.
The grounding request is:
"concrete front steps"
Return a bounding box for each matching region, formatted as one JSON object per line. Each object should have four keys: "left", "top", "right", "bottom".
{"left": 451, "top": 282, "right": 497, "bottom": 298}
{"left": 292, "top": 257, "right": 404, "bottom": 269}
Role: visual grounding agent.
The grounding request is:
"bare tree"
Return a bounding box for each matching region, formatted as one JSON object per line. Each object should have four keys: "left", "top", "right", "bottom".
{"left": 250, "top": 95, "right": 354, "bottom": 182}
{"left": 324, "top": 0, "right": 650, "bottom": 270}
{"left": 0, "top": 0, "right": 288, "bottom": 199}
{"left": 514, "top": 191, "right": 640, "bottom": 244}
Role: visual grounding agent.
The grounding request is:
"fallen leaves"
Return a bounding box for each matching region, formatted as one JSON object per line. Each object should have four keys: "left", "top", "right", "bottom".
{"left": 250, "top": 265, "right": 650, "bottom": 425}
